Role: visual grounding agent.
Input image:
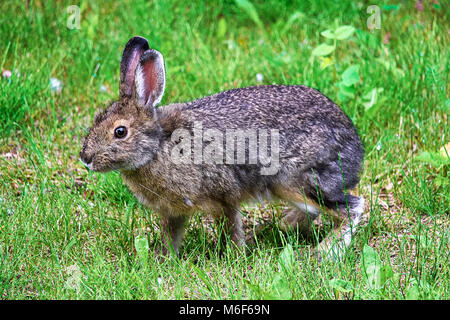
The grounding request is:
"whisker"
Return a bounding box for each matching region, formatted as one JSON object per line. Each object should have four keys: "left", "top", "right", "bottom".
{"left": 137, "top": 182, "right": 176, "bottom": 206}
{"left": 106, "top": 165, "right": 178, "bottom": 207}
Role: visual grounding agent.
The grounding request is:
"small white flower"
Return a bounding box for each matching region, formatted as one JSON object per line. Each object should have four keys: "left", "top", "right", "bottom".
{"left": 256, "top": 73, "right": 264, "bottom": 83}
{"left": 100, "top": 84, "right": 107, "bottom": 92}
{"left": 2, "top": 70, "right": 12, "bottom": 78}
{"left": 50, "top": 77, "right": 62, "bottom": 93}
{"left": 157, "top": 277, "right": 163, "bottom": 285}
{"left": 225, "top": 40, "right": 235, "bottom": 50}
{"left": 376, "top": 142, "right": 382, "bottom": 151}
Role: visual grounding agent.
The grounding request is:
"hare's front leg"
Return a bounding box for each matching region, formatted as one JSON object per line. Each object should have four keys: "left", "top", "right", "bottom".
{"left": 216, "top": 207, "right": 245, "bottom": 248}
{"left": 317, "top": 195, "right": 365, "bottom": 261}
{"left": 159, "top": 215, "right": 187, "bottom": 256}
{"left": 279, "top": 202, "right": 321, "bottom": 238}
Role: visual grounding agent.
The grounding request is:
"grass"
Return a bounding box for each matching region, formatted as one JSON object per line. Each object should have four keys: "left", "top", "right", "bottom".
{"left": 0, "top": 0, "right": 448, "bottom": 299}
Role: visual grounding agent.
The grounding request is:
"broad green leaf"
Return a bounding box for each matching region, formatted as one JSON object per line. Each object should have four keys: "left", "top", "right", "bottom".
{"left": 362, "top": 88, "right": 375, "bottom": 100}
{"left": 335, "top": 25, "right": 355, "bottom": 40}
{"left": 337, "top": 89, "right": 352, "bottom": 102}
{"left": 365, "top": 265, "right": 382, "bottom": 289}
{"left": 281, "top": 11, "right": 304, "bottom": 34}
{"left": 244, "top": 279, "right": 267, "bottom": 298}
{"left": 279, "top": 244, "right": 294, "bottom": 273}
{"left": 363, "top": 89, "right": 377, "bottom": 110}
{"left": 406, "top": 283, "right": 420, "bottom": 300}
{"left": 361, "top": 245, "right": 382, "bottom": 289}
{"left": 338, "top": 81, "right": 355, "bottom": 98}
{"left": 234, "top": 0, "right": 263, "bottom": 29}
{"left": 329, "top": 279, "right": 353, "bottom": 293}
{"left": 85, "top": 13, "right": 99, "bottom": 40}
{"left": 217, "top": 18, "right": 227, "bottom": 38}
{"left": 364, "top": 97, "right": 385, "bottom": 118}
{"left": 246, "top": 275, "right": 292, "bottom": 300}
{"left": 415, "top": 152, "right": 437, "bottom": 166}
{"left": 362, "top": 245, "right": 380, "bottom": 267}
{"left": 356, "top": 29, "right": 380, "bottom": 49}
{"left": 134, "top": 236, "right": 149, "bottom": 263}
{"left": 312, "top": 43, "right": 335, "bottom": 56}
{"left": 321, "top": 29, "right": 335, "bottom": 39}
{"left": 375, "top": 58, "right": 405, "bottom": 77}
{"left": 435, "top": 175, "right": 450, "bottom": 187}
{"left": 341, "top": 65, "right": 360, "bottom": 86}
{"left": 405, "top": 278, "right": 438, "bottom": 299}
{"left": 269, "top": 274, "right": 292, "bottom": 300}
{"left": 363, "top": 88, "right": 384, "bottom": 110}
{"left": 380, "top": 264, "right": 394, "bottom": 285}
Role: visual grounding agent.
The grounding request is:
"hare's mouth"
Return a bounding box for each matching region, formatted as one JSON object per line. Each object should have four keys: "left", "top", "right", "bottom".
{"left": 80, "top": 158, "right": 94, "bottom": 171}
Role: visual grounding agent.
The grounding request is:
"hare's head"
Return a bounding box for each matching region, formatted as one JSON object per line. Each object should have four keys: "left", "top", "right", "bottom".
{"left": 80, "top": 36, "right": 166, "bottom": 172}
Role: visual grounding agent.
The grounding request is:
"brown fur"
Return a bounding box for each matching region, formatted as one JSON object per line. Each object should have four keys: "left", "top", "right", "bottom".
{"left": 80, "top": 37, "right": 365, "bottom": 260}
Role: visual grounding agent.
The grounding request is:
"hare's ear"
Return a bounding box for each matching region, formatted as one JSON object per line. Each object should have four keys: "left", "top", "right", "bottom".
{"left": 134, "top": 49, "right": 166, "bottom": 109}
{"left": 119, "top": 36, "right": 149, "bottom": 98}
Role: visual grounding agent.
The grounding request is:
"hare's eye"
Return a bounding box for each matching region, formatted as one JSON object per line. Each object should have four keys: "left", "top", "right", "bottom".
{"left": 114, "top": 126, "right": 127, "bottom": 139}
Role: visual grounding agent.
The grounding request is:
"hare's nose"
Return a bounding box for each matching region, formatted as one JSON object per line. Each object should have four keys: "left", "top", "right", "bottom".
{"left": 79, "top": 151, "right": 93, "bottom": 170}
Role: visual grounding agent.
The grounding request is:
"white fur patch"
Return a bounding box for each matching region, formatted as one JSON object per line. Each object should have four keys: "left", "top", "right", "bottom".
{"left": 293, "top": 201, "right": 320, "bottom": 218}
{"left": 351, "top": 197, "right": 365, "bottom": 218}
{"left": 319, "top": 196, "right": 365, "bottom": 261}
{"left": 134, "top": 64, "right": 147, "bottom": 106}
{"left": 80, "top": 158, "right": 93, "bottom": 171}
{"left": 151, "top": 50, "right": 165, "bottom": 108}
{"left": 342, "top": 197, "right": 365, "bottom": 247}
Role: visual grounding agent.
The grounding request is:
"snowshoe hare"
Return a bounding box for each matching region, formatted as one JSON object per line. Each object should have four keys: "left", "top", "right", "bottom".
{"left": 80, "top": 36, "right": 365, "bottom": 260}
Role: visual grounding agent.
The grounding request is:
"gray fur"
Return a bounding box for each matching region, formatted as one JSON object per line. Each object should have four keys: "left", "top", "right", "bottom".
{"left": 80, "top": 36, "right": 365, "bottom": 258}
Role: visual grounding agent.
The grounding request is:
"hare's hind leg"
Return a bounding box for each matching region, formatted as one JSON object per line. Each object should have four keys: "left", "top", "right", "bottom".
{"left": 276, "top": 177, "right": 364, "bottom": 259}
